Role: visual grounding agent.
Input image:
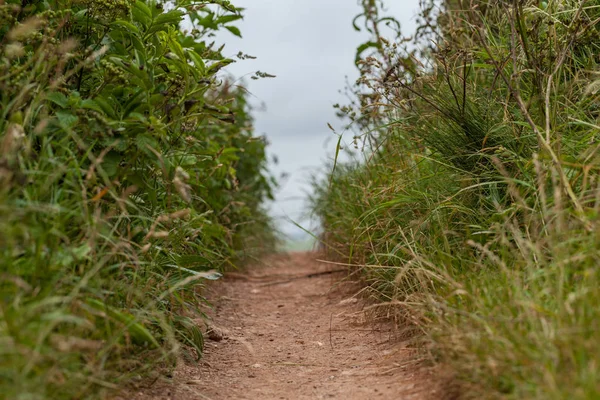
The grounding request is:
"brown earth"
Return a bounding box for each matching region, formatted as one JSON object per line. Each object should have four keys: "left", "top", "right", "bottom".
{"left": 125, "top": 252, "right": 453, "bottom": 400}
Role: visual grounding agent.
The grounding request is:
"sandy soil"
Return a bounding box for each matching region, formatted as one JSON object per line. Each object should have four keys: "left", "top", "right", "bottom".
{"left": 126, "top": 252, "right": 452, "bottom": 400}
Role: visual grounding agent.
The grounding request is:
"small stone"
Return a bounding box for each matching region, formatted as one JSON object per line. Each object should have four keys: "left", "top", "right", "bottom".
{"left": 206, "top": 324, "right": 226, "bottom": 341}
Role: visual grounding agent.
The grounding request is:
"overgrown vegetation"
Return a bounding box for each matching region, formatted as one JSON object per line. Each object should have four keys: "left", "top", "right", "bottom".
{"left": 314, "top": 0, "right": 600, "bottom": 398}
{"left": 0, "top": 0, "right": 275, "bottom": 398}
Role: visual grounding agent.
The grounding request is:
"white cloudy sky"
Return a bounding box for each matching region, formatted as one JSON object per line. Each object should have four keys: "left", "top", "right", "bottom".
{"left": 214, "top": 0, "right": 421, "bottom": 238}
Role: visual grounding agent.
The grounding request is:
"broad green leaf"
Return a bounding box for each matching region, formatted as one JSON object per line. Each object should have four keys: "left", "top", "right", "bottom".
{"left": 111, "top": 19, "right": 140, "bottom": 36}
{"left": 147, "top": 10, "right": 184, "bottom": 36}
{"left": 81, "top": 99, "right": 105, "bottom": 114}
{"left": 56, "top": 111, "right": 79, "bottom": 129}
{"left": 133, "top": 0, "right": 152, "bottom": 25}
{"left": 135, "top": 134, "right": 159, "bottom": 152}
{"left": 93, "top": 95, "right": 118, "bottom": 119}
{"left": 46, "top": 92, "right": 68, "bottom": 108}
{"left": 101, "top": 152, "right": 121, "bottom": 177}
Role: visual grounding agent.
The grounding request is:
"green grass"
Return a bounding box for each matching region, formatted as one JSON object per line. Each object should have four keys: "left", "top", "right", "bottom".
{"left": 314, "top": 1, "right": 600, "bottom": 398}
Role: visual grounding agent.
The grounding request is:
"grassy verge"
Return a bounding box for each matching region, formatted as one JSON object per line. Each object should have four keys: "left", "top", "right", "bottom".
{"left": 314, "top": 1, "right": 600, "bottom": 398}
{"left": 0, "top": 0, "right": 276, "bottom": 398}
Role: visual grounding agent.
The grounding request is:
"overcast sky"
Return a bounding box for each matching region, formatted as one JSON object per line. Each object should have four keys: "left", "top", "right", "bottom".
{"left": 214, "top": 0, "right": 420, "bottom": 239}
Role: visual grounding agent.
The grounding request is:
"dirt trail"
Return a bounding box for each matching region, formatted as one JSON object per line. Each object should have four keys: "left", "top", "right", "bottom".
{"left": 132, "top": 253, "right": 447, "bottom": 400}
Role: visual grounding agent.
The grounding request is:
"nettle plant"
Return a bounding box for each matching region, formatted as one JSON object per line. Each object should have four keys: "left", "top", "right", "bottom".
{"left": 0, "top": 0, "right": 274, "bottom": 397}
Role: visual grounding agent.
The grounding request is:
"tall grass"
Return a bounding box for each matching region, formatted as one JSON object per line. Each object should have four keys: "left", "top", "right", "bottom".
{"left": 314, "top": 0, "right": 600, "bottom": 398}
{"left": 0, "top": 0, "right": 275, "bottom": 398}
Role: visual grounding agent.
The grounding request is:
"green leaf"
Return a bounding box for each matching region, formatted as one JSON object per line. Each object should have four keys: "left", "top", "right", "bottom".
{"left": 167, "top": 35, "right": 186, "bottom": 62}
{"left": 131, "top": 35, "right": 147, "bottom": 65}
{"left": 147, "top": 10, "right": 184, "bottom": 35}
{"left": 135, "top": 134, "right": 159, "bottom": 152}
{"left": 355, "top": 41, "right": 381, "bottom": 63}
{"left": 56, "top": 111, "right": 79, "bottom": 129}
{"left": 46, "top": 92, "right": 68, "bottom": 108}
{"left": 122, "top": 89, "right": 147, "bottom": 117}
{"left": 81, "top": 99, "right": 105, "bottom": 114}
{"left": 207, "top": 58, "right": 235, "bottom": 74}
{"left": 133, "top": 0, "right": 152, "bottom": 25}
{"left": 178, "top": 155, "right": 198, "bottom": 166}
{"left": 188, "top": 50, "right": 206, "bottom": 75}
{"left": 352, "top": 14, "right": 362, "bottom": 31}
{"left": 101, "top": 152, "right": 121, "bottom": 178}
{"left": 111, "top": 19, "right": 141, "bottom": 36}
{"left": 216, "top": 14, "right": 243, "bottom": 24}
{"left": 93, "top": 95, "right": 118, "bottom": 119}
{"left": 224, "top": 25, "right": 242, "bottom": 37}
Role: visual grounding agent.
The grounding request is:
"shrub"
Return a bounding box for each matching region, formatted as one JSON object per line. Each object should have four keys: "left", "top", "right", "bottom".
{"left": 0, "top": 0, "right": 275, "bottom": 398}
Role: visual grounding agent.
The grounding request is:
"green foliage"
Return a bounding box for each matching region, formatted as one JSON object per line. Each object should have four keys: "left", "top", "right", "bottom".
{"left": 315, "top": 0, "right": 600, "bottom": 398}
{"left": 0, "top": 0, "right": 275, "bottom": 398}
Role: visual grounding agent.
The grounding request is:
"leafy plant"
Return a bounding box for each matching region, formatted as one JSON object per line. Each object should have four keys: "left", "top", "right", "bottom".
{"left": 0, "top": 0, "right": 275, "bottom": 398}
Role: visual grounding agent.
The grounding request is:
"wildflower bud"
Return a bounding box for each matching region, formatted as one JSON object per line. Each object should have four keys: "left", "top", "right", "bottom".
{"left": 2, "top": 124, "right": 25, "bottom": 156}
{"left": 58, "top": 38, "right": 78, "bottom": 55}
{"left": 151, "top": 231, "right": 169, "bottom": 239}
{"left": 4, "top": 43, "right": 25, "bottom": 59}
{"left": 7, "top": 17, "right": 44, "bottom": 41}
{"left": 173, "top": 167, "right": 192, "bottom": 203}
{"left": 169, "top": 209, "right": 191, "bottom": 220}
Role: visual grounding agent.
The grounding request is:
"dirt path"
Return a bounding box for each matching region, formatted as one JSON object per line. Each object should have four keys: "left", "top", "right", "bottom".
{"left": 131, "top": 253, "right": 448, "bottom": 400}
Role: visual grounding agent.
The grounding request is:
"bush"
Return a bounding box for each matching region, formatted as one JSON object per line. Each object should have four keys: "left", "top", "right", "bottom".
{"left": 0, "top": 0, "right": 275, "bottom": 398}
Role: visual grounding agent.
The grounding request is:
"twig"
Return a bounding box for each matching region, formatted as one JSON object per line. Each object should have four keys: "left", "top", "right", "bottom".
{"left": 329, "top": 313, "right": 334, "bottom": 350}
{"left": 544, "top": 0, "right": 587, "bottom": 143}
{"left": 259, "top": 269, "right": 348, "bottom": 287}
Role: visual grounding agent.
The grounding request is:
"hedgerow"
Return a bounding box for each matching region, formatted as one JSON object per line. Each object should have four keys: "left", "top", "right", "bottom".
{"left": 0, "top": 0, "right": 275, "bottom": 398}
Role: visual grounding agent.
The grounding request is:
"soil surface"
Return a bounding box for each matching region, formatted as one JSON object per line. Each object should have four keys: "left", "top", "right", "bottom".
{"left": 127, "top": 252, "right": 449, "bottom": 400}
